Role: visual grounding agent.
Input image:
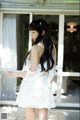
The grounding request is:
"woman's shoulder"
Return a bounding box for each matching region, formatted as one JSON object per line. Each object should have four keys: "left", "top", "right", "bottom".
{"left": 31, "top": 43, "right": 44, "bottom": 52}
{"left": 31, "top": 43, "right": 44, "bottom": 58}
{"left": 31, "top": 45, "right": 39, "bottom": 53}
{"left": 37, "top": 42, "right": 44, "bottom": 49}
{"left": 30, "top": 45, "right": 41, "bottom": 57}
{"left": 32, "top": 44, "right": 38, "bottom": 50}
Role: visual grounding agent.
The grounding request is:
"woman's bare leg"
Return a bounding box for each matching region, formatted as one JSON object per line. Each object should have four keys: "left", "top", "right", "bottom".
{"left": 37, "top": 108, "right": 48, "bottom": 120}
{"left": 25, "top": 108, "right": 36, "bottom": 120}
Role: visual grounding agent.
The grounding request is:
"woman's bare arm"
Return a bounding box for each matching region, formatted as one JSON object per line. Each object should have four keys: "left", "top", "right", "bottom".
{"left": 6, "top": 45, "right": 41, "bottom": 79}
{"left": 6, "top": 71, "right": 27, "bottom": 78}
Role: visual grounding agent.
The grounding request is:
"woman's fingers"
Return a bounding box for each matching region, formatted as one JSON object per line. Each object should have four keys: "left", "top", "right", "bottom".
{"left": 5, "top": 71, "right": 15, "bottom": 78}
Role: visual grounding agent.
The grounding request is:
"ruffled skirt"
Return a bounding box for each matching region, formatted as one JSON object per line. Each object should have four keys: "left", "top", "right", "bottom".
{"left": 16, "top": 72, "right": 56, "bottom": 109}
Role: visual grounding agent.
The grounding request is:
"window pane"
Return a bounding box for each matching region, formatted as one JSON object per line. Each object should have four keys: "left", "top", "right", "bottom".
{"left": 63, "top": 16, "right": 80, "bottom": 72}
{"left": 61, "top": 76, "right": 80, "bottom": 104}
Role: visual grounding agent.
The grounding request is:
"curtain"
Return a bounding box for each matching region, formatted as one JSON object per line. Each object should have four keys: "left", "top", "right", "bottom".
{"left": 0, "top": 14, "right": 17, "bottom": 100}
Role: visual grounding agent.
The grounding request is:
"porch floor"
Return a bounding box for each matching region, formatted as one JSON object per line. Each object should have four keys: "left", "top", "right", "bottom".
{"left": 0, "top": 106, "right": 79, "bottom": 120}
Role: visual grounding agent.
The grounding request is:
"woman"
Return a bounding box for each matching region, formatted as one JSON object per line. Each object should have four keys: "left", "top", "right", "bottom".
{"left": 6, "top": 19, "right": 56, "bottom": 120}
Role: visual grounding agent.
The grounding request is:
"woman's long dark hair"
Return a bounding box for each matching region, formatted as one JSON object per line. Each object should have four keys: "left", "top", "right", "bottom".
{"left": 25, "top": 19, "right": 55, "bottom": 72}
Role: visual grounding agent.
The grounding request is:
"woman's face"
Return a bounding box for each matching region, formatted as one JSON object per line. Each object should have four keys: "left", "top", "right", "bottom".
{"left": 30, "top": 30, "right": 39, "bottom": 42}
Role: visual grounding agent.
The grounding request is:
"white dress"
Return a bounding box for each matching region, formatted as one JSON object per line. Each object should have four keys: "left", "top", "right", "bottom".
{"left": 16, "top": 59, "right": 56, "bottom": 109}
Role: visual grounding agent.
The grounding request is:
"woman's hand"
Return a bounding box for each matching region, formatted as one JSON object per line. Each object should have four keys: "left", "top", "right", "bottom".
{"left": 6, "top": 71, "right": 17, "bottom": 78}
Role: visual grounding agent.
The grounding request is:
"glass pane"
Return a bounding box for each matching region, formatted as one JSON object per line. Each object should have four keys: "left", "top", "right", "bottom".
{"left": 63, "top": 16, "right": 80, "bottom": 72}
{"left": 61, "top": 76, "right": 80, "bottom": 104}
{"left": 16, "top": 14, "right": 29, "bottom": 87}
{"left": 16, "top": 14, "right": 29, "bottom": 70}
{"left": 0, "top": 14, "right": 30, "bottom": 101}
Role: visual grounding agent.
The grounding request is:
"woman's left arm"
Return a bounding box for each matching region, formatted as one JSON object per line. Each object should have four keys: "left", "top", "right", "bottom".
{"left": 6, "top": 71, "right": 27, "bottom": 79}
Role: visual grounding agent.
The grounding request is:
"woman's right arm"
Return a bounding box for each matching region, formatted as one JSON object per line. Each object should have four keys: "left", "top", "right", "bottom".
{"left": 6, "top": 71, "right": 27, "bottom": 79}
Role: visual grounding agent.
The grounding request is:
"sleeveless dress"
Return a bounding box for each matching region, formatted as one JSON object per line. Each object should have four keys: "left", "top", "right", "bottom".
{"left": 16, "top": 54, "right": 56, "bottom": 109}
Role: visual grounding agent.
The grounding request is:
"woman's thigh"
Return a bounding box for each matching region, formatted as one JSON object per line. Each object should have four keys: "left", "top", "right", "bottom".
{"left": 37, "top": 108, "right": 48, "bottom": 120}
{"left": 25, "top": 108, "right": 36, "bottom": 120}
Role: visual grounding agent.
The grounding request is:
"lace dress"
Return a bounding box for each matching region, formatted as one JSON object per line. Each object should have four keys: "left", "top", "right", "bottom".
{"left": 16, "top": 59, "right": 56, "bottom": 109}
